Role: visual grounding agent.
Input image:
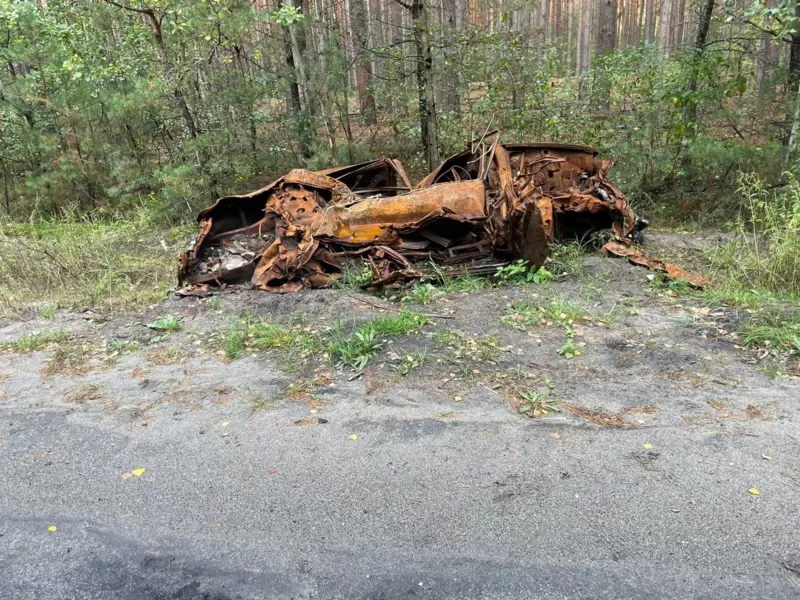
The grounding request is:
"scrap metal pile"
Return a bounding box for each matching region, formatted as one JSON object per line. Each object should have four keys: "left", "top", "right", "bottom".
{"left": 178, "top": 137, "right": 706, "bottom": 294}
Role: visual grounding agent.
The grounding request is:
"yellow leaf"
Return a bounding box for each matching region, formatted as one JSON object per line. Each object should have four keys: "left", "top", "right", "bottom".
{"left": 453, "top": 395, "right": 463, "bottom": 402}
{"left": 348, "top": 434, "right": 358, "bottom": 440}
{"left": 762, "top": 455, "right": 772, "bottom": 460}
{"left": 222, "top": 421, "right": 230, "bottom": 427}
{"left": 131, "top": 468, "right": 146, "bottom": 477}
{"left": 748, "top": 488, "right": 760, "bottom": 496}
{"left": 643, "top": 443, "right": 653, "bottom": 449}
{"left": 47, "top": 525, "right": 57, "bottom": 532}
{"left": 638, "top": 419, "right": 645, "bottom": 424}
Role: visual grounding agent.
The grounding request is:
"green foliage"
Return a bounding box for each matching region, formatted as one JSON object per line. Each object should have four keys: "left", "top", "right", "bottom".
{"left": 146, "top": 315, "right": 182, "bottom": 332}
{"left": 391, "top": 349, "right": 428, "bottom": 375}
{"left": 557, "top": 327, "right": 583, "bottom": 359}
{"left": 3, "top": 329, "right": 68, "bottom": 352}
{"left": 707, "top": 173, "right": 800, "bottom": 297}
{"left": 401, "top": 282, "right": 444, "bottom": 305}
{"left": 517, "top": 390, "right": 561, "bottom": 417}
{"left": 494, "top": 260, "right": 553, "bottom": 286}
{"left": 328, "top": 326, "right": 382, "bottom": 371}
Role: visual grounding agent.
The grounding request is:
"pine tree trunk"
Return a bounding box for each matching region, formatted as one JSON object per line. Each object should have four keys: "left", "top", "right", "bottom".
{"left": 644, "top": 0, "right": 654, "bottom": 44}
{"left": 351, "top": 0, "right": 377, "bottom": 123}
{"left": 596, "top": 0, "right": 617, "bottom": 56}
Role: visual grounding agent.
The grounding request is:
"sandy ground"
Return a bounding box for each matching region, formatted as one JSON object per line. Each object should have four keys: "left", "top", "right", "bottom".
{"left": 1, "top": 241, "right": 799, "bottom": 599}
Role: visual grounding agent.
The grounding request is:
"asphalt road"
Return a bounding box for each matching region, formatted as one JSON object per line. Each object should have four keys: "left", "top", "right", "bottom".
{"left": 2, "top": 357, "right": 799, "bottom": 600}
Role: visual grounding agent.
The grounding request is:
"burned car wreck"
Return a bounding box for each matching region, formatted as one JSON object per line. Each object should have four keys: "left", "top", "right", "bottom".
{"left": 178, "top": 138, "right": 705, "bottom": 293}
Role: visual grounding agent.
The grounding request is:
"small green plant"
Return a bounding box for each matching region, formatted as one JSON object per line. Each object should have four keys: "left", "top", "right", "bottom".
{"left": 401, "top": 282, "right": 443, "bottom": 305}
{"left": 223, "top": 326, "right": 247, "bottom": 360}
{"left": 517, "top": 390, "right": 561, "bottom": 416}
{"left": 5, "top": 329, "right": 69, "bottom": 352}
{"left": 648, "top": 275, "right": 691, "bottom": 294}
{"left": 557, "top": 326, "right": 584, "bottom": 359}
{"left": 391, "top": 349, "right": 428, "bottom": 375}
{"left": 335, "top": 262, "right": 374, "bottom": 289}
{"left": 146, "top": 315, "right": 182, "bottom": 332}
{"left": 207, "top": 295, "right": 224, "bottom": 311}
{"left": 107, "top": 339, "right": 142, "bottom": 354}
{"left": 500, "top": 300, "right": 543, "bottom": 331}
{"left": 328, "top": 325, "right": 382, "bottom": 371}
{"left": 494, "top": 260, "right": 552, "bottom": 286}
{"left": 434, "top": 330, "right": 502, "bottom": 363}
{"left": 39, "top": 305, "right": 56, "bottom": 319}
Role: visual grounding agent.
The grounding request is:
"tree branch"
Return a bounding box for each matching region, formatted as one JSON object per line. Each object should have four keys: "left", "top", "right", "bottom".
{"left": 100, "top": 0, "right": 155, "bottom": 17}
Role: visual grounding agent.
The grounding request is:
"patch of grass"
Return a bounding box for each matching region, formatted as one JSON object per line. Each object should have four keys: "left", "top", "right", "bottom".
{"left": 0, "top": 221, "right": 187, "bottom": 317}
{"left": 42, "top": 343, "right": 91, "bottom": 376}
{"left": 648, "top": 274, "right": 692, "bottom": 295}
{"left": 547, "top": 242, "right": 585, "bottom": 275}
{"left": 389, "top": 349, "right": 428, "bottom": 375}
{"left": 433, "top": 330, "right": 503, "bottom": 364}
{"left": 401, "top": 282, "right": 443, "bottom": 305}
{"left": 544, "top": 298, "right": 586, "bottom": 326}
{"left": 247, "top": 319, "right": 323, "bottom": 361}
{"left": 107, "top": 339, "right": 142, "bottom": 355}
{"left": 500, "top": 299, "right": 543, "bottom": 331}
{"left": 328, "top": 325, "right": 382, "bottom": 371}
{"left": 333, "top": 261, "right": 373, "bottom": 289}
{"left": 4, "top": 329, "right": 69, "bottom": 352}
{"left": 39, "top": 305, "right": 56, "bottom": 319}
{"left": 222, "top": 325, "right": 247, "bottom": 360}
{"left": 249, "top": 394, "right": 276, "bottom": 411}
{"left": 206, "top": 295, "right": 224, "bottom": 311}
{"left": 147, "top": 315, "right": 182, "bottom": 332}
{"left": 147, "top": 347, "right": 186, "bottom": 365}
{"left": 428, "top": 262, "right": 489, "bottom": 293}
{"left": 327, "top": 311, "right": 429, "bottom": 371}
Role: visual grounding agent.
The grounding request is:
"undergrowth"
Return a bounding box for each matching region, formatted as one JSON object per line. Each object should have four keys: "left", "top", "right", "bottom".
{"left": 0, "top": 220, "right": 192, "bottom": 317}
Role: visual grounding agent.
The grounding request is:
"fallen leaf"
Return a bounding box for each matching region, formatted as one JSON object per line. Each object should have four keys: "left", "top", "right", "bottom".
{"left": 453, "top": 395, "right": 463, "bottom": 402}
{"left": 762, "top": 455, "right": 772, "bottom": 461}
{"left": 638, "top": 419, "right": 645, "bottom": 424}
{"left": 222, "top": 421, "right": 230, "bottom": 427}
{"left": 121, "top": 472, "right": 132, "bottom": 480}
{"left": 348, "top": 434, "right": 358, "bottom": 440}
{"left": 551, "top": 432, "right": 561, "bottom": 439}
{"left": 47, "top": 525, "right": 57, "bottom": 532}
{"left": 748, "top": 488, "right": 760, "bottom": 496}
{"left": 267, "top": 468, "right": 277, "bottom": 475}
{"left": 643, "top": 443, "right": 653, "bottom": 449}
{"left": 131, "top": 468, "right": 146, "bottom": 477}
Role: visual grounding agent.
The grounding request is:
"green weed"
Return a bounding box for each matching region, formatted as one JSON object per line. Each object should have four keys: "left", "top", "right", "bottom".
{"left": 494, "top": 260, "right": 553, "bottom": 286}
{"left": 391, "top": 349, "right": 428, "bottom": 375}
{"left": 401, "top": 282, "right": 443, "bottom": 305}
{"left": 146, "top": 315, "right": 182, "bottom": 332}
{"left": 547, "top": 242, "right": 585, "bottom": 275}
{"left": 39, "top": 306, "right": 56, "bottom": 319}
{"left": 517, "top": 390, "right": 561, "bottom": 417}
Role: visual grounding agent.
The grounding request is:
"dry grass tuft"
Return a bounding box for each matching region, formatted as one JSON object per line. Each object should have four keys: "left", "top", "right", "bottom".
{"left": 562, "top": 402, "right": 633, "bottom": 428}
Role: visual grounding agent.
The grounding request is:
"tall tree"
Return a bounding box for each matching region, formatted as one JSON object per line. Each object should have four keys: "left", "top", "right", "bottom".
{"left": 596, "top": 0, "right": 618, "bottom": 56}
{"left": 350, "top": 0, "right": 377, "bottom": 123}
{"left": 393, "top": 0, "right": 439, "bottom": 170}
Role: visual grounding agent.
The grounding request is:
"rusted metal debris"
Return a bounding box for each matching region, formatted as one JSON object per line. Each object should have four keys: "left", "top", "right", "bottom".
{"left": 178, "top": 136, "right": 701, "bottom": 293}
